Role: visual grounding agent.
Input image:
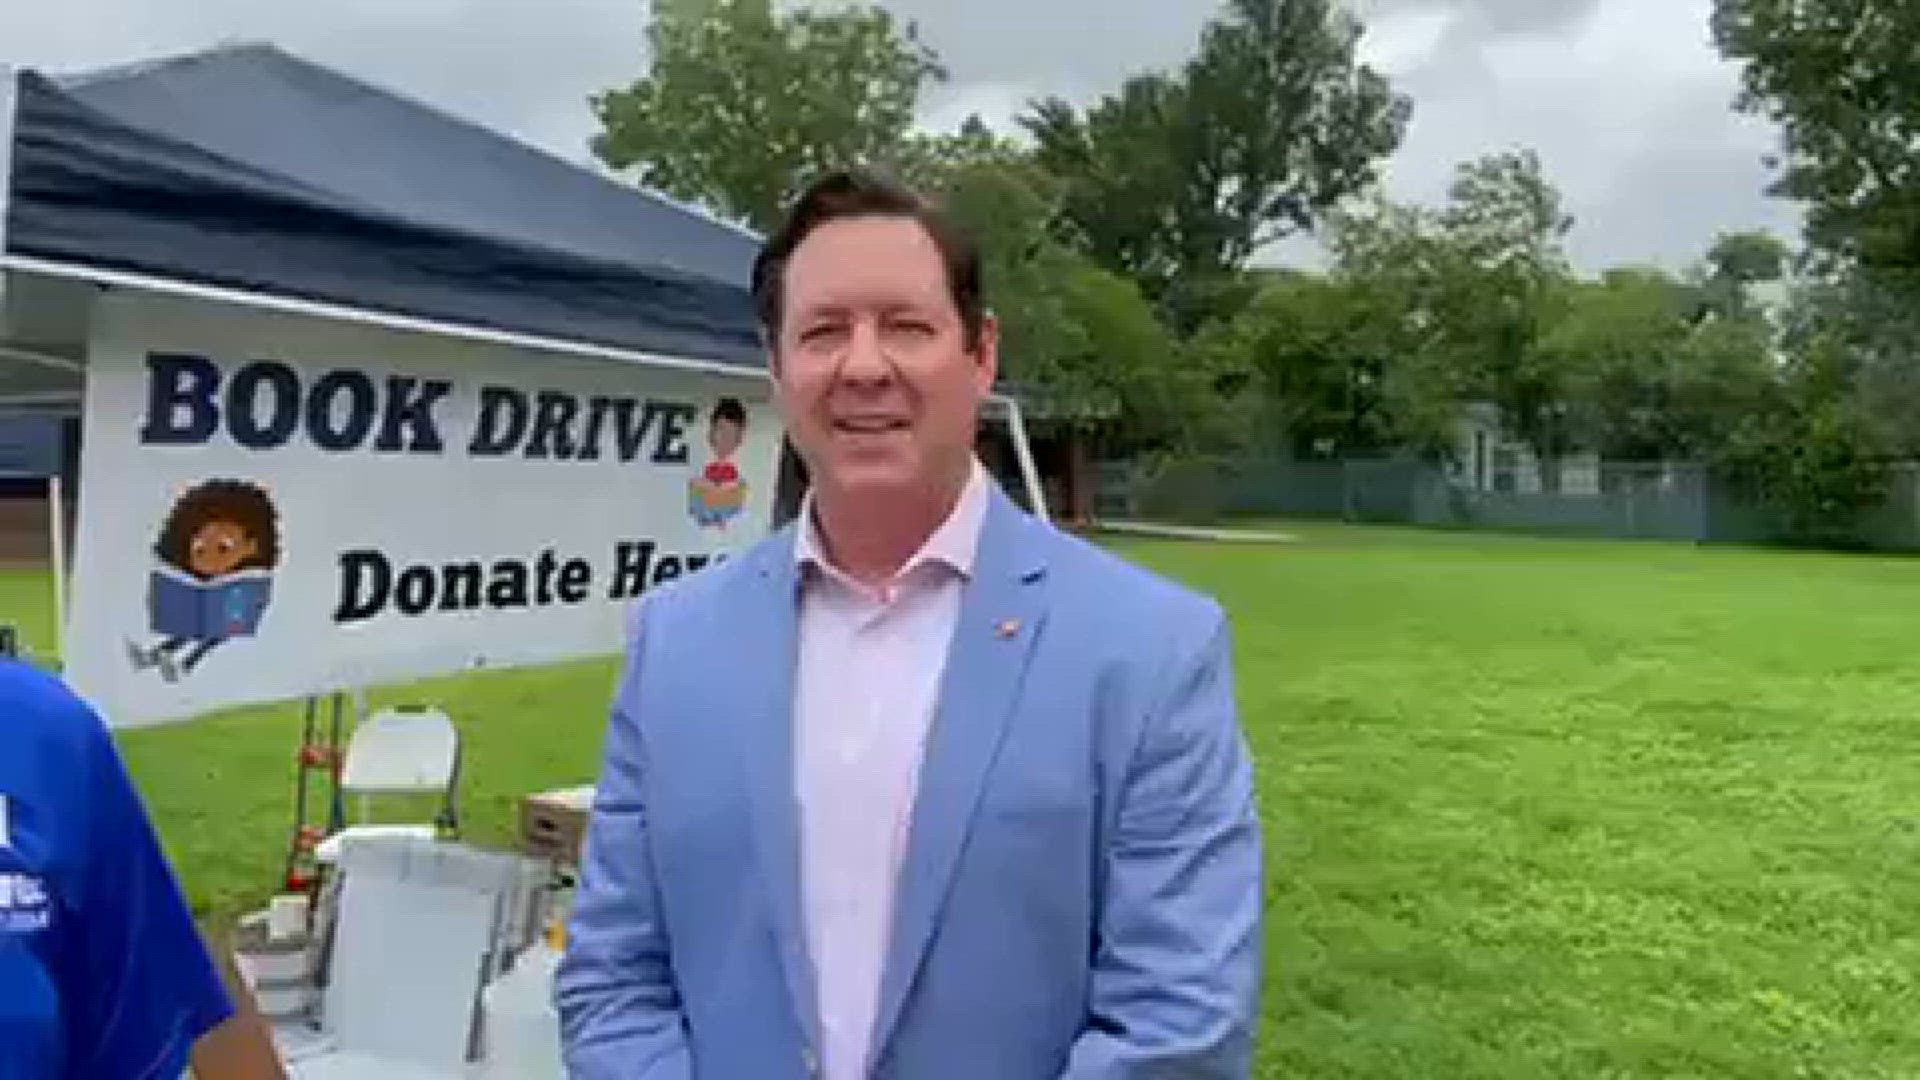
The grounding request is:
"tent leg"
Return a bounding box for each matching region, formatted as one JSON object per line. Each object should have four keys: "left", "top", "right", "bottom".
{"left": 48, "top": 474, "right": 66, "bottom": 665}
{"left": 1005, "top": 398, "right": 1050, "bottom": 525}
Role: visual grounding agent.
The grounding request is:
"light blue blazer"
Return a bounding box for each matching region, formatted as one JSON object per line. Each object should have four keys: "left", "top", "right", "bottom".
{"left": 556, "top": 487, "right": 1262, "bottom": 1078}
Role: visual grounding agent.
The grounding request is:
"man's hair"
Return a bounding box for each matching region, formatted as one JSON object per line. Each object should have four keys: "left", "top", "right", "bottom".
{"left": 711, "top": 397, "right": 748, "bottom": 426}
{"left": 155, "top": 478, "right": 281, "bottom": 577}
{"left": 751, "top": 169, "right": 985, "bottom": 351}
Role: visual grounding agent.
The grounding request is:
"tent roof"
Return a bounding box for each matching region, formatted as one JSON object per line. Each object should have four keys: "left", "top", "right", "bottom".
{"left": 5, "top": 44, "right": 766, "bottom": 368}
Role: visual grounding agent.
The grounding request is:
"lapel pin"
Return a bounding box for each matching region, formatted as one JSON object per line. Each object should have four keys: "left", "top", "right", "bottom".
{"left": 995, "top": 618, "right": 1021, "bottom": 639}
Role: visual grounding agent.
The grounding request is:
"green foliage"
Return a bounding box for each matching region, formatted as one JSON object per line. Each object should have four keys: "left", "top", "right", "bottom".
{"left": 1713, "top": 0, "right": 1920, "bottom": 276}
{"left": 908, "top": 144, "right": 1181, "bottom": 445}
{"left": 1713, "top": 0, "right": 1920, "bottom": 536}
{"left": 1541, "top": 268, "right": 1695, "bottom": 459}
{"left": 1022, "top": 0, "right": 1409, "bottom": 328}
{"left": 1191, "top": 270, "right": 1447, "bottom": 459}
{"left": 1687, "top": 229, "right": 1792, "bottom": 322}
{"left": 1542, "top": 267, "right": 1778, "bottom": 462}
{"left": 1707, "top": 280, "right": 1893, "bottom": 542}
{"left": 1780, "top": 269, "right": 1920, "bottom": 459}
{"left": 1706, "top": 229, "right": 1790, "bottom": 286}
{"left": 1318, "top": 151, "right": 1580, "bottom": 477}
{"left": 590, "top": 0, "right": 944, "bottom": 233}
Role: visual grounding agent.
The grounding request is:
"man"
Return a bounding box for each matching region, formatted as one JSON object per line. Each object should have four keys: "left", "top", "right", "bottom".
{"left": 557, "top": 170, "right": 1262, "bottom": 1078}
{"left": 0, "top": 659, "right": 286, "bottom": 1078}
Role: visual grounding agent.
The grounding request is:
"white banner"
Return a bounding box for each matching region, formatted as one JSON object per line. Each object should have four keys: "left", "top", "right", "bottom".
{"left": 67, "top": 290, "right": 780, "bottom": 727}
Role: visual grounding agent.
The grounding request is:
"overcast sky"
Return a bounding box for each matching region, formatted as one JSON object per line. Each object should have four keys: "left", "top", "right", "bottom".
{"left": 1, "top": 0, "right": 1802, "bottom": 274}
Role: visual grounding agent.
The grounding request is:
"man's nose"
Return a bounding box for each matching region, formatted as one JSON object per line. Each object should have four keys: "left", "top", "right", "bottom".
{"left": 836, "top": 319, "right": 893, "bottom": 385}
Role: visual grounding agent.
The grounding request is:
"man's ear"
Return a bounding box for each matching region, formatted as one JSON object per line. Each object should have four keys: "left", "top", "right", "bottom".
{"left": 973, "top": 311, "right": 1001, "bottom": 393}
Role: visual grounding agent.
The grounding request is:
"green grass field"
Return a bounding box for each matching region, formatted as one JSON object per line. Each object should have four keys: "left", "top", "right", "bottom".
{"left": 6, "top": 523, "right": 1917, "bottom": 1077}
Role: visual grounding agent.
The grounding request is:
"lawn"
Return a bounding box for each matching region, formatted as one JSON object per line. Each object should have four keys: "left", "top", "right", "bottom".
{"left": 8, "top": 524, "right": 1919, "bottom": 1077}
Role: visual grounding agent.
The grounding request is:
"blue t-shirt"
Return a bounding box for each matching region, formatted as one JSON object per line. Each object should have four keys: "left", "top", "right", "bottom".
{"left": 0, "top": 661, "right": 233, "bottom": 1078}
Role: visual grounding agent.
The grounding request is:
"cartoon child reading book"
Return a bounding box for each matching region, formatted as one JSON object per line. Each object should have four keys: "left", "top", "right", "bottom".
{"left": 127, "top": 479, "right": 280, "bottom": 683}
{"left": 688, "top": 397, "right": 749, "bottom": 528}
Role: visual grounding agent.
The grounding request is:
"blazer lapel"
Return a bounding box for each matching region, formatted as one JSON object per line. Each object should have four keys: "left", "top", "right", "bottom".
{"left": 870, "top": 491, "right": 1050, "bottom": 1058}
{"left": 730, "top": 530, "right": 820, "bottom": 1045}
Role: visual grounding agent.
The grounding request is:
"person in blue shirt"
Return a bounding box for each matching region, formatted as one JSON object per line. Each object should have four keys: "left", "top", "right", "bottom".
{"left": 0, "top": 660, "right": 284, "bottom": 1078}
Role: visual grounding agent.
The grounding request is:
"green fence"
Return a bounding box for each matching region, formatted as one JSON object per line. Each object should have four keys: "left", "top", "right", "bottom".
{"left": 1097, "top": 456, "right": 1920, "bottom": 551}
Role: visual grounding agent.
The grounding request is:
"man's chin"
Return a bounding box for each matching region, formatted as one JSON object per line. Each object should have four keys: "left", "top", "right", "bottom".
{"left": 816, "top": 458, "right": 929, "bottom": 499}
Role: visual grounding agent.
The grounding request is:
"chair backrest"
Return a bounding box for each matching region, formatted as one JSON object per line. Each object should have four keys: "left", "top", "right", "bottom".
{"left": 341, "top": 707, "right": 459, "bottom": 796}
{"left": 322, "top": 834, "right": 528, "bottom": 1070}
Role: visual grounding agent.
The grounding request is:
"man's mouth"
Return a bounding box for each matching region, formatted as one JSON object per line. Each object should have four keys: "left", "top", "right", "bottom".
{"left": 831, "top": 417, "right": 910, "bottom": 434}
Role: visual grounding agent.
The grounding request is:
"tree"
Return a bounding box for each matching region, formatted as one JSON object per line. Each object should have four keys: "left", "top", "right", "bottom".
{"left": 1542, "top": 267, "right": 1776, "bottom": 462}
{"left": 1688, "top": 229, "right": 1791, "bottom": 321}
{"left": 1021, "top": 0, "right": 1410, "bottom": 330}
{"left": 1713, "top": 0, "right": 1920, "bottom": 540}
{"left": 1541, "top": 269, "right": 1693, "bottom": 460}
{"left": 1714, "top": 328, "right": 1890, "bottom": 545}
{"left": 1706, "top": 229, "right": 1790, "bottom": 286}
{"left": 1770, "top": 269, "right": 1920, "bottom": 459}
{"left": 1186, "top": 273, "right": 1394, "bottom": 459}
{"left": 1712, "top": 0, "right": 1920, "bottom": 279}
{"left": 1405, "top": 151, "right": 1580, "bottom": 482}
{"left": 1317, "top": 150, "right": 1583, "bottom": 479}
{"left": 934, "top": 154, "right": 1185, "bottom": 452}
{"left": 590, "top": 0, "right": 944, "bottom": 233}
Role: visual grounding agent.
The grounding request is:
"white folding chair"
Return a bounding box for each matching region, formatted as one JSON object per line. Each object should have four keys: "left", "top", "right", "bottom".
{"left": 315, "top": 706, "right": 462, "bottom": 866}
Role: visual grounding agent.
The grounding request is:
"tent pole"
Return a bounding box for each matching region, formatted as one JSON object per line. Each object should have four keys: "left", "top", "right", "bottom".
{"left": 1005, "top": 397, "right": 1050, "bottom": 525}
{"left": 0, "top": 345, "right": 83, "bottom": 371}
{"left": 47, "top": 473, "right": 66, "bottom": 665}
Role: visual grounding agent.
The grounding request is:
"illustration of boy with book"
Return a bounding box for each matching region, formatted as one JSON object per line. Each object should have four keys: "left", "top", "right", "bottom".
{"left": 127, "top": 479, "right": 280, "bottom": 683}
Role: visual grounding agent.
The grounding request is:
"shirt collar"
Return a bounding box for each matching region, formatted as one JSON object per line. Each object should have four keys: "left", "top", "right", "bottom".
{"left": 795, "top": 458, "right": 991, "bottom": 586}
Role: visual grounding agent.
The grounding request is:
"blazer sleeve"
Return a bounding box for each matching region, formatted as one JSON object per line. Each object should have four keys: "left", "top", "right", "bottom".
{"left": 554, "top": 598, "right": 694, "bottom": 1080}
{"left": 1061, "top": 606, "right": 1264, "bottom": 1078}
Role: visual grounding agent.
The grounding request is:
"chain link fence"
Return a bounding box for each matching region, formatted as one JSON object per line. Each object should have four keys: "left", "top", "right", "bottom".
{"left": 1096, "top": 455, "right": 1920, "bottom": 551}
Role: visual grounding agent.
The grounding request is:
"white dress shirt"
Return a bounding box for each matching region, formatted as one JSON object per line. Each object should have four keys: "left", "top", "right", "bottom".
{"left": 792, "top": 461, "right": 990, "bottom": 1079}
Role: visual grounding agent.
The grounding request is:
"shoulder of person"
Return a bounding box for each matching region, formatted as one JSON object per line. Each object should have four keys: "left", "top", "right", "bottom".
{"left": 0, "top": 661, "right": 107, "bottom": 758}
{"left": 620, "top": 522, "right": 798, "bottom": 641}
{"left": 1024, "top": 517, "right": 1226, "bottom": 640}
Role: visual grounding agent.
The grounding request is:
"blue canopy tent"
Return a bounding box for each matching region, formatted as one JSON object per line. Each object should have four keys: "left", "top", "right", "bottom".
{"left": 1, "top": 43, "right": 771, "bottom": 396}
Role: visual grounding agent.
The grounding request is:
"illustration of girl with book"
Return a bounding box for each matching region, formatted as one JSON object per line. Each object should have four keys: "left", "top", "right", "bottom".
{"left": 127, "top": 479, "right": 281, "bottom": 683}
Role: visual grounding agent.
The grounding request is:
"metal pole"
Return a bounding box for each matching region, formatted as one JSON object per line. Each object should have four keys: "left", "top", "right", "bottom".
{"left": 47, "top": 474, "right": 66, "bottom": 664}
{"left": 328, "top": 692, "right": 348, "bottom": 833}
{"left": 285, "top": 696, "right": 319, "bottom": 891}
{"left": 1004, "top": 397, "right": 1050, "bottom": 524}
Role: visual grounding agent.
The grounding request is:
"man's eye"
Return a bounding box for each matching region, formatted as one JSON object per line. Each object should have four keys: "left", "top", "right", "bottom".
{"left": 888, "top": 320, "right": 935, "bottom": 338}
{"left": 799, "top": 324, "right": 845, "bottom": 344}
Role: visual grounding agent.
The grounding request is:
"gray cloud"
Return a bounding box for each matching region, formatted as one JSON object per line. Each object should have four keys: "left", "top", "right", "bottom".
{"left": 1274, "top": 0, "right": 1798, "bottom": 271}
{"left": 1358, "top": 0, "right": 1604, "bottom": 40}
{"left": 0, "top": 0, "right": 1802, "bottom": 273}
{"left": 887, "top": 0, "right": 1211, "bottom": 106}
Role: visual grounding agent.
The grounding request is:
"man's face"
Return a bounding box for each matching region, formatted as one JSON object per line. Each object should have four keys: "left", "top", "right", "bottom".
{"left": 771, "top": 215, "right": 996, "bottom": 505}
{"left": 188, "top": 519, "right": 257, "bottom": 579}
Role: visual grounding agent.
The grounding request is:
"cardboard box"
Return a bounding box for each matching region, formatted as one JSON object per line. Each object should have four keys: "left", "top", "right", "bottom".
{"left": 518, "top": 785, "right": 594, "bottom": 865}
